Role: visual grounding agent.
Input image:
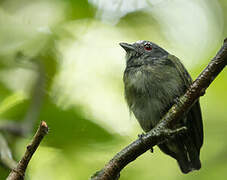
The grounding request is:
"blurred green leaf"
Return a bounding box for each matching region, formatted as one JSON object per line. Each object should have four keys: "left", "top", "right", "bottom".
{"left": 38, "top": 97, "right": 115, "bottom": 149}
{"left": 60, "top": 0, "right": 96, "bottom": 20}
{"left": 117, "top": 11, "right": 166, "bottom": 43}
{"left": 0, "top": 100, "right": 29, "bottom": 121}
{"left": 0, "top": 166, "right": 10, "bottom": 180}
{"left": 0, "top": 82, "right": 11, "bottom": 103}
{"left": 0, "top": 92, "right": 26, "bottom": 115}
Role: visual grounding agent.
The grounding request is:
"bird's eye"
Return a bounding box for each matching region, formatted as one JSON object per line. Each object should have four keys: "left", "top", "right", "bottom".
{"left": 144, "top": 44, "right": 152, "bottom": 51}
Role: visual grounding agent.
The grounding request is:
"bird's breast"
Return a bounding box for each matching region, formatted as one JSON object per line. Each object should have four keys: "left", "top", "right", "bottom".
{"left": 124, "top": 65, "right": 184, "bottom": 131}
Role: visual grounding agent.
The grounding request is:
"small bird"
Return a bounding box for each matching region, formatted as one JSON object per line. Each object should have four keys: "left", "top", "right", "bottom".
{"left": 120, "top": 40, "right": 203, "bottom": 174}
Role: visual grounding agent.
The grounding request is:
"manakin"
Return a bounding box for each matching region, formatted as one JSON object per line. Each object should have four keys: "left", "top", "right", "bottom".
{"left": 120, "top": 40, "right": 203, "bottom": 174}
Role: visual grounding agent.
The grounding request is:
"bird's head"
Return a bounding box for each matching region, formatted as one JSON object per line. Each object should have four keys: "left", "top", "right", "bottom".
{"left": 120, "top": 40, "right": 169, "bottom": 67}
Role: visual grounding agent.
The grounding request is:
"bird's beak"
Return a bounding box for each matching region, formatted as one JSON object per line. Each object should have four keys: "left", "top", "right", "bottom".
{"left": 119, "top": 42, "right": 135, "bottom": 52}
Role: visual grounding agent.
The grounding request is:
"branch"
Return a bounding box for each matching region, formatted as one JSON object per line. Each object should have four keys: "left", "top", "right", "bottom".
{"left": 91, "top": 38, "right": 227, "bottom": 180}
{"left": 7, "top": 121, "right": 48, "bottom": 180}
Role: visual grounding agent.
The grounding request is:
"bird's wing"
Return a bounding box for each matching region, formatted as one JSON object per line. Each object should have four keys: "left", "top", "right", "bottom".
{"left": 167, "top": 54, "right": 204, "bottom": 150}
{"left": 167, "top": 54, "right": 192, "bottom": 87}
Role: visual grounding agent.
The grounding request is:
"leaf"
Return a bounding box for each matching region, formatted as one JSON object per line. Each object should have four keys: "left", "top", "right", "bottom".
{"left": 38, "top": 97, "right": 115, "bottom": 149}
{"left": 0, "top": 92, "right": 26, "bottom": 115}
{"left": 60, "top": 0, "right": 96, "bottom": 20}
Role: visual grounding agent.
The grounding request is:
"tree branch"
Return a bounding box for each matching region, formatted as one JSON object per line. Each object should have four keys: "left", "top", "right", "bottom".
{"left": 7, "top": 121, "right": 48, "bottom": 180}
{"left": 91, "top": 38, "right": 227, "bottom": 180}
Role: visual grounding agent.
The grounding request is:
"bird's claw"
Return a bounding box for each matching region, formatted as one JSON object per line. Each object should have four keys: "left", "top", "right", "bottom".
{"left": 138, "top": 133, "right": 145, "bottom": 139}
{"left": 173, "top": 97, "right": 180, "bottom": 104}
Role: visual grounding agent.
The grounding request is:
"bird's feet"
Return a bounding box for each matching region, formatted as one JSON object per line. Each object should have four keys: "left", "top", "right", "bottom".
{"left": 173, "top": 97, "right": 180, "bottom": 104}
{"left": 138, "top": 133, "right": 145, "bottom": 139}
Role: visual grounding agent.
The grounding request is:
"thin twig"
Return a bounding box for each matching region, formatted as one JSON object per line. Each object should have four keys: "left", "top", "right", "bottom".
{"left": 91, "top": 38, "right": 227, "bottom": 180}
{"left": 7, "top": 121, "right": 48, "bottom": 180}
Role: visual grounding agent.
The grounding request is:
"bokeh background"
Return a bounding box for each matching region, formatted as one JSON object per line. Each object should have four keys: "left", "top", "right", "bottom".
{"left": 0, "top": 0, "right": 227, "bottom": 179}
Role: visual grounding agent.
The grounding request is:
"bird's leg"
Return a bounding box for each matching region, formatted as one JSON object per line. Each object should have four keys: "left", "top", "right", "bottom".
{"left": 138, "top": 132, "right": 145, "bottom": 139}
{"left": 173, "top": 96, "right": 181, "bottom": 105}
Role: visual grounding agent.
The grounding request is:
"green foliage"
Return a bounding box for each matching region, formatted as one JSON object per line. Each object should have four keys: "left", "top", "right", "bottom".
{"left": 117, "top": 11, "right": 166, "bottom": 42}
{"left": 60, "top": 0, "right": 96, "bottom": 20}
{"left": 0, "top": 82, "right": 11, "bottom": 103}
{"left": 38, "top": 97, "right": 116, "bottom": 149}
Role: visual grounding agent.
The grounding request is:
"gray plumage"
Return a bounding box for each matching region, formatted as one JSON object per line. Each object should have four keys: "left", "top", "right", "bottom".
{"left": 120, "top": 40, "right": 203, "bottom": 174}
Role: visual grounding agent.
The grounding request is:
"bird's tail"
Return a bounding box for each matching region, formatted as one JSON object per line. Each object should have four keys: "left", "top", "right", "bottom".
{"left": 176, "top": 136, "right": 201, "bottom": 174}
{"left": 158, "top": 135, "right": 201, "bottom": 174}
{"left": 176, "top": 151, "right": 201, "bottom": 174}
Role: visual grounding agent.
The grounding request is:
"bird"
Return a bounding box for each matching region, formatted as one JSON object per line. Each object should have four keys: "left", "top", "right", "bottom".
{"left": 120, "top": 40, "right": 203, "bottom": 174}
